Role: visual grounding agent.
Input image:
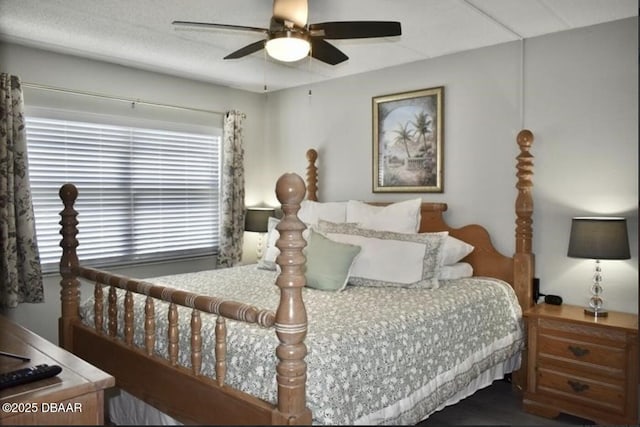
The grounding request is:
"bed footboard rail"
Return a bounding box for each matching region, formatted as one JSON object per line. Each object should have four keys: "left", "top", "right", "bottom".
{"left": 77, "top": 266, "right": 276, "bottom": 328}
{"left": 77, "top": 265, "right": 275, "bottom": 383}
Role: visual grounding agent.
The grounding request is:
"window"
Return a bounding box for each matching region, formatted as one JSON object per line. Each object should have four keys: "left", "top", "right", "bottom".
{"left": 26, "top": 116, "right": 221, "bottom": 273}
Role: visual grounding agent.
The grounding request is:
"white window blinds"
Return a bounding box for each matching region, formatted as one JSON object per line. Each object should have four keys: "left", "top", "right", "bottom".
{"left": 26, "top": 116, "right": 221, "bottom": 272}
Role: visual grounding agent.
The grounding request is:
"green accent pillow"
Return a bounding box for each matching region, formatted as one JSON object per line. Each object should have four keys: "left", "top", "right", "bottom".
{"left": 304, "top": 230, "right": 361, "bottom": 292}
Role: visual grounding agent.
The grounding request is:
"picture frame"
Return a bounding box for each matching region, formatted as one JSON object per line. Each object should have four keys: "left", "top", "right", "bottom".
{"left": 372, "top": 86, "right": 443, "bottom": 193}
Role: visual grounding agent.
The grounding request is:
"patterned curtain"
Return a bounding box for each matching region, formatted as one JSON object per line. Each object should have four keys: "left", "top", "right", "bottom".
{"left": 217, "top": 110, "right": 246, "bottom": 268}
{"left": 0, "top": 73, "right": 43, "bottom": 308}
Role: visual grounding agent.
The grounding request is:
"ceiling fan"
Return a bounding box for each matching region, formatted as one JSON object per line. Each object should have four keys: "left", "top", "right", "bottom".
{"left": 172, "top": 0, "right": 401, "bottom": 65}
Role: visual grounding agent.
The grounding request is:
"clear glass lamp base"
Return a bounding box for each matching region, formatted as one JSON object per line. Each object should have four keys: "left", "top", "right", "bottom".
{"left": 585, "top": 260, "right": 607, "bottom": 317}
{"left": 584, "top": 307, "right": 608, "bottom": 317}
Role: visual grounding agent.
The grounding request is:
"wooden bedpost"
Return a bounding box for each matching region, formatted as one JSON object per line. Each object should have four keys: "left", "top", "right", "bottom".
{"left": 272, "top": 173, "right": 312, "bottom": 425}
{"left": 59, "top": 183, "right": 81, "bottom": 350}
{"left": 305, "top": 149, "right": 318, "bottom": 201}
{"left": 514, "top": 129, "right": 535, "bottom": 311}
{"left": 513, "top": 129, "right": 535, "bottom": 393}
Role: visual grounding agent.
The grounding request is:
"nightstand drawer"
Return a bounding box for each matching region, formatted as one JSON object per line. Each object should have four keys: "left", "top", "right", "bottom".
{"left": 538, "top": 318, "right": 628, "bottom": 347}
{"left": 537, "top": 333, "right": 626, "bottom": 376}
{"left": 537, "top": 366, "right": 625, "bottom": 415}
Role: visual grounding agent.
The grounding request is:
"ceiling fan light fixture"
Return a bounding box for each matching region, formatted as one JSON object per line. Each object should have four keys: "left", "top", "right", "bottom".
{"left": 265, "top": 31, "right": 310, "bottom": 62}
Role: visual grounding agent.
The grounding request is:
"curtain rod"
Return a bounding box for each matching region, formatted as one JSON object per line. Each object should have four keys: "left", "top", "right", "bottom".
{"left": 22, "top": 81, "right": 228, "bottom": 116}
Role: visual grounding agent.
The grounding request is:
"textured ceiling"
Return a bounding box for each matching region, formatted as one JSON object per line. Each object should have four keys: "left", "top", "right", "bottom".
{"left": 0, "top": 0, "right": 636, "bottom": 92}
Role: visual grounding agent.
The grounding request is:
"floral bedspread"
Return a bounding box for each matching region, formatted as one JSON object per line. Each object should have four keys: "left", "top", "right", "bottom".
{"left": 79, "top": 265, "right": 524, "bottom": 425}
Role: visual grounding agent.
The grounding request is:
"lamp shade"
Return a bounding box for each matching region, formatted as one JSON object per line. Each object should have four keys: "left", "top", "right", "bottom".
{"left": 567, "top": 217, "right": 630, "bottom": 260}
{"left": 244, "top": 207, "right": 275, "bottom": 233}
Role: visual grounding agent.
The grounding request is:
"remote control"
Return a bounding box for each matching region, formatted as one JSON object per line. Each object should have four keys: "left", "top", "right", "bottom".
{"left": 0, "top": 364, "right": 62, "bottom": 390}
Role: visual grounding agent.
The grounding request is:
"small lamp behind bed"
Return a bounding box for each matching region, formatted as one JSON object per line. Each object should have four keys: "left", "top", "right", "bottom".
{"left": 245, "top": 207, "right": 276, "bottom": 259}
{"left": 567, "top": 217, "right": 630, "bottom": 317}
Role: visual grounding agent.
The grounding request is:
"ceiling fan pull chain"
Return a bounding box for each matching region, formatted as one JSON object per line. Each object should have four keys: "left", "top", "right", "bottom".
{"left": 263, "top": 49, "right": 268, "bottom": 93}
{"left": 307, "top": 53, "right": 312, "bottom": 97}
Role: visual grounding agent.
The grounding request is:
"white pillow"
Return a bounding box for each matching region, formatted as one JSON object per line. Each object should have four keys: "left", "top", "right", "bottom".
{"left": 442, "top": 236, "right": 474, "bottom": 266}
{"left": 346, "top": 198, "right": 422, "bottom": 233}
{"left": 438, "top": 262, "right": 473, "bottom": 280}
{"left": 298, "top": 200, "right": 348, "bottom": 226}
{"left": 317, "top": 220, "right": 447, "bottom": 289}
{"left": 258, "top": 217, "right": 282, "bottom": 267}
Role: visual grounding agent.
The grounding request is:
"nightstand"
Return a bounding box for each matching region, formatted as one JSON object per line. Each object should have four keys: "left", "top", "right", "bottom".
{"left": 523, "top": 303, "right": 638, "bottom": 425}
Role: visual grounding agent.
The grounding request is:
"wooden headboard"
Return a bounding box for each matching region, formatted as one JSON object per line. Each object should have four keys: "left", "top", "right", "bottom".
{"left": 302, "top": 130, "right": 535, "bottom": 312}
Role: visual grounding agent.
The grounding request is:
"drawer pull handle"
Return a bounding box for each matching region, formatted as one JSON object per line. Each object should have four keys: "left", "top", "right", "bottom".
{"left": 568, "top": 345, "right": 590, "bottom": 357}
{"left": 568, "top": 380, "right": 589, "bottom": 393}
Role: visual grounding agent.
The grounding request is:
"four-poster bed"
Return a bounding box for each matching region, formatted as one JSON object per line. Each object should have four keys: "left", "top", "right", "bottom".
{"left": 57, "top": 130, "right": 535, "bottom": 425}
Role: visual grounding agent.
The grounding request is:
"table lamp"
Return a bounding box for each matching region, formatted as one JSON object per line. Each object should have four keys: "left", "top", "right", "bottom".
{"left": 244, "top": 207, "right": 276, "bottom": 259}
{"left": 567, "top": 217, "right": 630, "bottom": 317}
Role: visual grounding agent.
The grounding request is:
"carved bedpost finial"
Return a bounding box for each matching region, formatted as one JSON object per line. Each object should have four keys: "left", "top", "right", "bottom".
{"left": 515, "top": 129, "right": 534, "bottom": 253}
{"left": 276, "top": 173, "right": 307, "bottom": 206}
{"left": 306, "top": 149, "right": 318, "bottom": 201}
{"left": 273, "top": 173, "right": 311, "bottom": 424}
{"left": 59, "top": 183, "right": 81, "bottom": 350}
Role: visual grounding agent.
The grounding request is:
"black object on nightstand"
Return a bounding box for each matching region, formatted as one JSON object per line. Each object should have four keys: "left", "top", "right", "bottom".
{"left": 543, "top": 294, "right": 563, "bottom": 305}
{"left": 533, "top": 277, "right": 563, "bottom": 305}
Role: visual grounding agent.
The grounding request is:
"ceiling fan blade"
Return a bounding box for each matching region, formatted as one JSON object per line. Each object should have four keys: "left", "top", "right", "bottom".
{"left": 172, "top": 20, "right": 268, "bottom": 34}
{"left": 309, "top": 21, "right": 401, "bottom": 39}
{"left": 310, "top": 39, "right": 348, "bottom": 65}
{"left": 273, "top": 0, "right": 308, "bottom": 28}
{"left": 224, "top": 40, "right": 266, "bottom": 59}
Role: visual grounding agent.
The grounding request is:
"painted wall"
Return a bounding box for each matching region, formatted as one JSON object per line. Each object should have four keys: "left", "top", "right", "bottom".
{"left": 525, "top": 18, "right": 638, "bottom": 314}
{"left": 263, "top": 17, "right": 638, "bottom": 314}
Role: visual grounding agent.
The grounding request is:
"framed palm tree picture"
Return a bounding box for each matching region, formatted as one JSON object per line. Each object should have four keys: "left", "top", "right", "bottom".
{"left": 372, "top": 86, "right": 443, "bottom": 192}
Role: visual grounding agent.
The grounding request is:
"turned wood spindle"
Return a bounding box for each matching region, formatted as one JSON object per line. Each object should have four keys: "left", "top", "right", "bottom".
{"left": 58, "top": 183, "right": 81, "bottom": 350}
{"left": 215, "top": 316, "right": 227, "bottom": 387}
{"left": 124, "top": 290, "right": 134, "bottom": 345}
{"left": 94, "top": 282, "right": 103, "bottom": 334}
{"left": 144, "top": 296, "right": 155, "bottom": 356}
{"left": 168, "top": 303, "right": 179, "bottom": 366}
{"left": 108, "top": 286, "right": 118, "bottom": 337}
{"left": 514, "top": 129, "right": 535, "bottom": 312}
{"left": 273, "top": 173, "right": 311, "bottom": 423}
{"left": 515, "top": 129, "right": 534, "bottom": 255}
{"left": 305, "top": 149, "right": 318, "bottom": 201}
{"left": 191, "top": 310, "right": 202, "bottom": 376}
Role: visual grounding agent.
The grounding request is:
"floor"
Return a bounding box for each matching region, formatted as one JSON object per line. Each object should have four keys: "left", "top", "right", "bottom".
{"left": 417, "top": 380, "right": 594, "bottom": 426}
